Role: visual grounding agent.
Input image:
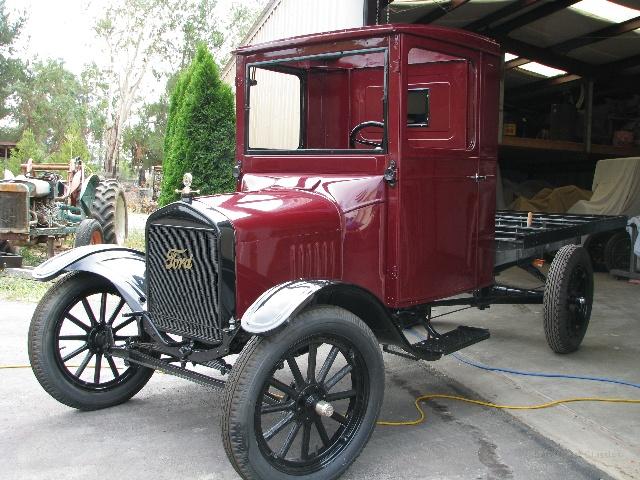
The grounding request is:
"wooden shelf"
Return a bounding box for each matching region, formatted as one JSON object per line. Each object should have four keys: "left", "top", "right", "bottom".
{"left": 500, "top": 136, "right": 640, "bottom": 157}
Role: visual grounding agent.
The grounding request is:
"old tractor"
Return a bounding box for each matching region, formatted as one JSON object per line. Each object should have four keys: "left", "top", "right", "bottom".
{"left": 0, "top": 158, "right": 128, "bottom": 267}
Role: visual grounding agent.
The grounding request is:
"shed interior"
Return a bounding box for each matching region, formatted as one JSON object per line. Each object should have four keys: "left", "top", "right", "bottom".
{"left": 365, "top": 0, "right": 640, "bottom": 202}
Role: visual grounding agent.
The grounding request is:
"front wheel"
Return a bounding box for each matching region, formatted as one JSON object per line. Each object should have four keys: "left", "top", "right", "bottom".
{"left": 221, "top": 306, "right": 384, "bottom": 480}
{"left": 28, "top": 272, "right": 154, "bottom": 410}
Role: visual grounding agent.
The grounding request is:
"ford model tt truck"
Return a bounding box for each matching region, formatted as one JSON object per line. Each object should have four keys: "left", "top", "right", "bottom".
{"left": 27, "top": 25, "right": 625, "bottom": 480}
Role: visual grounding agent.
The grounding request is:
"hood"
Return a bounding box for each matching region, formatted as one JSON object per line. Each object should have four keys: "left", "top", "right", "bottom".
{"left": 195, "top": 175, "right": 386, "bottom": 242}
{"left": 194, "top": 188, "right": 341, "bottom": 243}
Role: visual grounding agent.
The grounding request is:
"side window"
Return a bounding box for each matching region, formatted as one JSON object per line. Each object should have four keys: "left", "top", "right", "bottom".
{"left": 406, "top": 47, "right": 471, "bottom": 149}
{"left": 407, "top": 88, "right": 429, "bottom": 127}
{"left": 248, "top": 68, "right": 301, "bottom": 150}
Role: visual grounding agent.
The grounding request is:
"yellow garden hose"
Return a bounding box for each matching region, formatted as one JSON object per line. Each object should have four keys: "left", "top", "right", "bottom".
{"left": 376, "top": 393, "right": 640, "bottom": 426}
{"left": 3, "top": 363, "right": 638, "bottom": 427}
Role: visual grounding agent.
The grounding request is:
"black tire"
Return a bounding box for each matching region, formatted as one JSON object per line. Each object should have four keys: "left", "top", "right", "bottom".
{"left": 28, "top": 272, "right": 154, "bottom": 410}
{"left": 91, "top": 180, "right": 128, "bottom": 245}
{"left": 222, "top": 306, "right": 384, "bottom": 480}
{"left": 582, "top": 232, "right": 610, "bottom": 271}
{"left": 544, "top": 245, "right": 594, "bottom": 353}
{"left": 603, "top": 231, "right": 631, "bottom": 272}
{"left": 74, "top": 219, "right": 104, "bottom": 247}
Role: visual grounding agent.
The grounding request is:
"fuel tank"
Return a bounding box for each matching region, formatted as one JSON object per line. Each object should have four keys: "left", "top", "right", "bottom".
{"left": 196, "top": 174, "right": 386, "bottom": 316}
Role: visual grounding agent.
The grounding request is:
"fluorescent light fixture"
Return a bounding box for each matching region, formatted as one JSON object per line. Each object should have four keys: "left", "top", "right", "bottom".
{"left": 518, "top": 62, "right": 567, "bottom": 77}
{"left": 504, "top": 52, "right": 518, "bottom": 61}
{"left": 570, "top": 0, "right": 639, "bottom": 23}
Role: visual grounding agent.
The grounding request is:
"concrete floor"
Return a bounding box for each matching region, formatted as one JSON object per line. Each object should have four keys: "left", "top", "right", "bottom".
{"left": 0, "top": 284, "right": 624, "bottom": 480}
{"left": 421, "top": 269, "right": 640, "bottom": 480}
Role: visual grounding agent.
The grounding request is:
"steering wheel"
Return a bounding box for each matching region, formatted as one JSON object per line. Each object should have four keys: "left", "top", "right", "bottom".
{"left": 349, "top": 121, "right": 384, "bottom": 148}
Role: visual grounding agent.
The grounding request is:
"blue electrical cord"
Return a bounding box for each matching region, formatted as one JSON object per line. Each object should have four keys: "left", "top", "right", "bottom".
{"left": 451, "top": 352, "right": 640, "bottom": 390}
{"left": 402, "top": 327, "right": 640, "bottom": 390}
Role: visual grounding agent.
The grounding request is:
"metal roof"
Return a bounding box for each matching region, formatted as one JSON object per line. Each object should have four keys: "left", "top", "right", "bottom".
{"left": 366, "top": 0, "right": 640, "bottom": 96}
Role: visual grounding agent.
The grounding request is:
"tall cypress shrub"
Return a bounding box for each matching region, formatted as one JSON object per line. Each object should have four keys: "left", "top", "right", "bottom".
{"left": 159, "top": 44, "right": 236, "bottom": 206}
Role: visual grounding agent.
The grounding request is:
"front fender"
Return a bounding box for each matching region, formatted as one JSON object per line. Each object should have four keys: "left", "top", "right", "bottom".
{"left": 240, "top": 279, "right": 408, "bottom": 350}
{"left": 33, "top": 245, "right": 147, "bottom": 311}
{"left": 241, "top": 280, "right": 334, "bottom": 335}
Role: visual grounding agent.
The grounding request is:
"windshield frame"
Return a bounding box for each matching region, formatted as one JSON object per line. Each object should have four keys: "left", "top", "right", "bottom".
{"left": 244, "top": 46, "right": 389, "bottom": 156}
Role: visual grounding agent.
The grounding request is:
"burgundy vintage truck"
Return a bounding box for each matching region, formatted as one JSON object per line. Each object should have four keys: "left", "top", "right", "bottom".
{"left": 28, "top": 25, "right": 625, "bottom": 480}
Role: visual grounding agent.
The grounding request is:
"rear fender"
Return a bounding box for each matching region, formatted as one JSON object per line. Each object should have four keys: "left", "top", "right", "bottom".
{"left": 33, "top": 245, "right": 146, "bottom": 311}
{"left": 241, "top": 280, "right": 407, "bottom": 347}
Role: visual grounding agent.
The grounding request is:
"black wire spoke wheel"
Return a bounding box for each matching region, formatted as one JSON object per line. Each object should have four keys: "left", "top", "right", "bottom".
{"left": 256, "top": 336, "right": 368, "bottom": 473}
{"left": 28, "top": 272, "right": 155, "bottom": 410}
{"left": 54, "top": 284, "right": 136, "bottom": 389}
{"left": 222, "top": 306, "right": 384, "bottom": 480}
{"left": 544, "top": 245, "right": 594, "bottom": 354}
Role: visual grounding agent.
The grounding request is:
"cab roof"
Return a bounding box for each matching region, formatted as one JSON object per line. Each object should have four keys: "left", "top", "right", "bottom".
{"left": 234, "top": 23, "right": 500, "bottom": 57}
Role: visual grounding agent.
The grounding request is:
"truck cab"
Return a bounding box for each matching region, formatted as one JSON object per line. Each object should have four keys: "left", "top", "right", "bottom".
{"left": 232, "top": 24, "right": 501, "bottom": 313}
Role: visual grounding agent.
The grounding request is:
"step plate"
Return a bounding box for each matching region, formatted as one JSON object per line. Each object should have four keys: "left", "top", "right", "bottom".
{"left": 413, "top": 326, "right": 490, "bottom": 356}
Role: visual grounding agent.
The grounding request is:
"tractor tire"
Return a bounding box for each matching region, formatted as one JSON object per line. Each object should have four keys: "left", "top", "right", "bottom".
{"left": 91, "top": 180, "right": 128, "bottom": 245}
{"left": 603, "top": 231, "right": 631, "bottom": 272}
{"left": 544, "top": 245, "right": 593, "bottom": 354}
{"left": 74, "top": 219, "right": 104, "bottom": 247}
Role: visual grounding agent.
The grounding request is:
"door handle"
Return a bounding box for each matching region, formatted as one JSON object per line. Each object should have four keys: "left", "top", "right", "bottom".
{"left": 466, "top": 173, "right": 495, "bottom": 182}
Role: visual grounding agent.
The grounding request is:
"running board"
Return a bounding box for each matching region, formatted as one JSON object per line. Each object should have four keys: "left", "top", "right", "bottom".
{"left": 413, "top": 326, "right": 490, "bottom": 356}
{"left": 385, "top": 326, "right": 490, "bottom": 361}
{"left": 110, "top": 348, "right": 226, "bottom": 391}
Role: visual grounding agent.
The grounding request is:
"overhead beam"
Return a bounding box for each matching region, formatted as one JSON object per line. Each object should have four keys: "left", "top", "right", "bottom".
{"left": 415, "top": 0, "right": 471, "bottom": 24}
{"left": 498, "top": 36, "right": 594, "bottom": 77}
{"left": 505, "top": 57, "right": 531, "bottom": 69}
{"left": 465, "top": 0, "right": 542, "bottom": 32}
{"left": 600, "top": 53, "right": 640, "bottom": 73}
{"left": 489, "top": 0, "right": 581, "bottom": 35}
{"left": 553, "top": 15, "right": 640, "bottom": 53}
{"left": 507, "top": 74, "right": 582, "bottom": 101}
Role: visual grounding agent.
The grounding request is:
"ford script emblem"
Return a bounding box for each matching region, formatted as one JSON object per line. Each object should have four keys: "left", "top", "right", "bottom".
{"left": 164, "top": 248, "right": 194, "bottom": 270}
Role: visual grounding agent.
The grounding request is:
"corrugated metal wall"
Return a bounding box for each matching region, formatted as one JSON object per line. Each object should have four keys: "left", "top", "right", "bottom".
{"left": 222, "top": 0, "right": 365, "bottom": 86}
{"left": 223, "top": 0, "right": 365, "bottom": 149}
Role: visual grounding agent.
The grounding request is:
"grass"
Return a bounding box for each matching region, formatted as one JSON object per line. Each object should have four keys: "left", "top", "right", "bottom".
{"left": 125, "top": 229, "right": 146, "bottom": 251}
{"left": 20, "top": 244, "right": 49, "bottom": 267}
{"left": 0, "top": 274, "right": 52, "bottom": 303}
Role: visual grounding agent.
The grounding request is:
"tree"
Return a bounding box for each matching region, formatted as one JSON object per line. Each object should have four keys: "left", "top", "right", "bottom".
{"left": 50, "top": 124, "right": 90, "bottom": 165}
{"left": 94, "top": 0, "right": 225, "bottom": 177}
{"left": 8, "top": 128, "right": 46, "bottom": 173}
{"left": 158, "top": 44, "right": 235, "bottom": 206}
{"left": 11, "top": 60, "right": 88, "bottom": 152}
{"left": 0, "top": 0, "right": 25, "bottom": 123}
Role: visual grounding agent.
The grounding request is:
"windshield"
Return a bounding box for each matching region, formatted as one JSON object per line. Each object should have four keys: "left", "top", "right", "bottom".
{"left": 245, "top": 47, "right": 388, "bottom": 154}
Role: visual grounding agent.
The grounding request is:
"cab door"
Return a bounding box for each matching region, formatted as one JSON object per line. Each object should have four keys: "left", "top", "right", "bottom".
{"left": 393, "top": 42, "right": 481, "bottom": 305}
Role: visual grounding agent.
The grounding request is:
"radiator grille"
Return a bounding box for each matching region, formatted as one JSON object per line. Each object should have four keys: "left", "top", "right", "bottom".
{"left": 147, "top": 224, "right": 222, "bottom": 343}
{"left": 0, "top": 189, "right": 28, "bottom": 232}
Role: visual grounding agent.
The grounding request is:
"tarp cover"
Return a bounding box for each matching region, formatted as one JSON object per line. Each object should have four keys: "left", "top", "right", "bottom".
{"left": 569, "top": 157, "right": 640, "bottom": 217}
{"left": 511, "top": 185, "right": 592, "bottom": 213}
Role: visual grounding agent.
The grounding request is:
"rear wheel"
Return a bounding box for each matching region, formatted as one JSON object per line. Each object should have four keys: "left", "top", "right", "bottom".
{"left": 603, "top": 231, "right": 630, "bottom": 272}
{"left": 544, "top": 245, "right": 594, "bottom": 353}
{"left": 74, "top": 219, "right": 104, "bottom": 247}
{"left": 28, "top": 272, "right": 154, "bottom": 410}
{"left": 92, "top": 180, "right": 128, "bottom": 245}
{"left": 222, "top": 306, "right": 384, "bottom": 480}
